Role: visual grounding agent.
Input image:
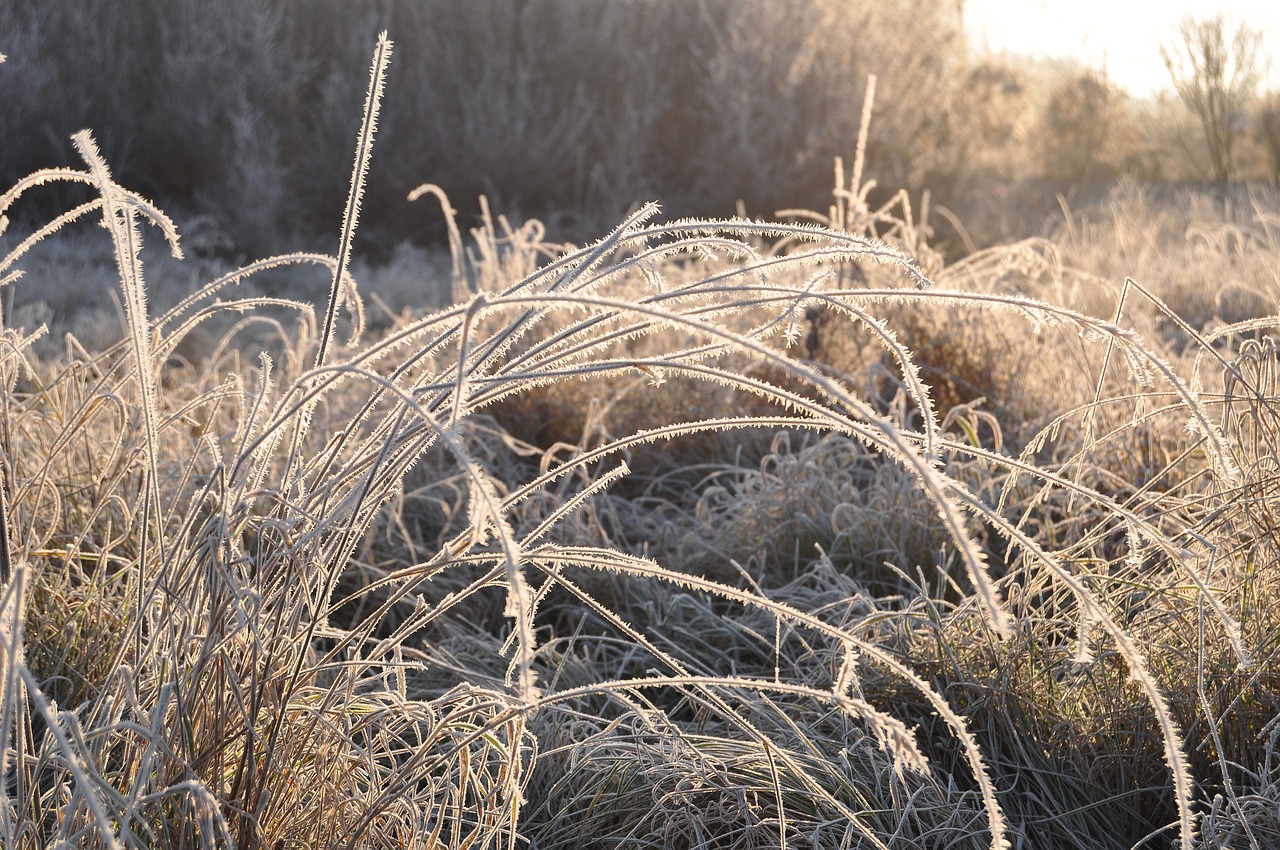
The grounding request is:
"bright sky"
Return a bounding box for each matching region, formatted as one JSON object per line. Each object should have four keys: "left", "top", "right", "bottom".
{"left": 964, "top": 1, "right": 1280, "bottom": 97}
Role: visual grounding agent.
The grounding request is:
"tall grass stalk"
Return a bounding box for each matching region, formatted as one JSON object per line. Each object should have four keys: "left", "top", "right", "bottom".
{"left": 281, "top": 31, "right": 390, "bottom": 499}
{"left": 70, "top": 131, "right": 180, "bottom": 661}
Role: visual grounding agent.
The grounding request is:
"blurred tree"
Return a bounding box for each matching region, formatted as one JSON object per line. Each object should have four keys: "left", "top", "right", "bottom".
{"left": 1258, "top": 92, "right": 1280, "bottom": 181}
{"left": 0, "top": 0, "right": 970, "bottom": 249}
{"left": 949, "top": 61, "right": 1031, "bottom": 181}
{"left": 1161, "top": 15, "right": 1264, "bottom": 182}
{"left": 1037, "top": 70, "right": 1122, "bottom": 184}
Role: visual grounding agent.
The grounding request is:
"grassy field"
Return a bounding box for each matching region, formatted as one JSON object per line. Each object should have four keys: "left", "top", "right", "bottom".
{"left": 4, "top": 34, "right": 1280, "bottom": 850}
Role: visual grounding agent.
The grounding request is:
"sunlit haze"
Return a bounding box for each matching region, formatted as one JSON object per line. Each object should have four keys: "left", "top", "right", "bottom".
{"left": 965, "top": 1, "right": 1280, "bottom": 97}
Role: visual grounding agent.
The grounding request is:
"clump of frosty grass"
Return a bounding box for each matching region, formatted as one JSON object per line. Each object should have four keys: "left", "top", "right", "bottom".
{"left": 1, "top": 34, "right": 1262, "bottom": 850}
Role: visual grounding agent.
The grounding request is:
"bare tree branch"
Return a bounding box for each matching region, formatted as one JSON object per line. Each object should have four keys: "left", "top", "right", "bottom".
{"left": 1161, "top": 15, "right": 1263, "bottom": 181}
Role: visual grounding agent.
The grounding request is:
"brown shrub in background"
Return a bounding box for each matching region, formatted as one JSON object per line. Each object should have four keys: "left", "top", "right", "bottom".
{"left": 0, "top": 0, "right": 964, "bottom": 255}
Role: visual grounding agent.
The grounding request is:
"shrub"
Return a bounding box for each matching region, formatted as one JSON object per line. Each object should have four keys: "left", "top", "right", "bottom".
{"left": 0, "top": 0, "right": 965, "bottom": 252}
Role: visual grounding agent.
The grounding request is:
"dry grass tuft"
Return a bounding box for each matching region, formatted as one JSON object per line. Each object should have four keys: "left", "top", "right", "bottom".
{"left": 1, "top": 32, "right": 1278, "bottom": 850}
